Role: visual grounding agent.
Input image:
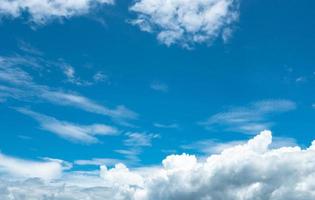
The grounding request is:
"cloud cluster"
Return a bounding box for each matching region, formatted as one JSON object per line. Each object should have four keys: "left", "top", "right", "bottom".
{"left": 130, "top": 0, "right": 239, "bottom": 47}
{"left": 2, "top": 130, "right": 315, "bottom": 199}
{"left": 0, "top": 0, "right": 114, "bottom": 24}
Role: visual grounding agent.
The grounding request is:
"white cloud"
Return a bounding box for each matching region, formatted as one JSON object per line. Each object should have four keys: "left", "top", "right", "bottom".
{"left": 200, "top": 99, "right": 296, "bottom": 134}
{"left": 64, "top": 65, "right": 75, "bottom": 80}
{"left": 17, "top": 108, "right": 118, "bottom": 144}
{"left": 130, "top": 0, "right": 239, "bottom": 47}
{"left": 113, "top": 133, "right": 160, "bottom": 165}
{"left": 3, "top": 130, "right": 315, "bottom": 199}
{"left": 62, "top": 65, "right": 99, "bottom": 86}
{"left": 182, "top": 136, "right": 297, "bottom": 155}
{"left": 0, "top": 55, "right": 138, "bottom": 122}
{"left": 150, "top": 82, "right": 168, "bottom": 92}
{"left": 0, "top": 0, "right": 114, "bottom": 24}
{"left": 93, "top": 71, "right": 109, "bottom": 82}
{"left": 75, "top": 158, "right": 123, "bottom": 167}
{"left": 100, "top": 163, "right": 144, "bottom": 187}
{"left": 153, "top": 123, "right": 178, "bottom": 129}
{"left": 0, "top": 152, "right": 63, "bottom": 180}
{"left": 18, "top": 40, "right": 44, "bottom": 56}
{"left": 41, "top": 90, "right": 138, "bottom": 121}
{"left": 124, "top": 132, "right": 159, "bottom": 147}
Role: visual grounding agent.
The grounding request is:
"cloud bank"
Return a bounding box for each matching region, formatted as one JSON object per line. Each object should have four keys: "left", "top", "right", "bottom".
{"left": 0, "top": 0, "right": 114, "bottom": 24}
{"left": 130, "top": 0, "right": 239, "bottom": 47}
{"left": 2, "top": 130, "right": 315, "bottom": 199}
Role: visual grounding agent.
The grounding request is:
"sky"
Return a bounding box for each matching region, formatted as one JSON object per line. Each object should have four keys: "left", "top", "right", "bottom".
{"left": 1, "top": 0, "right": 315, "bottom": 199}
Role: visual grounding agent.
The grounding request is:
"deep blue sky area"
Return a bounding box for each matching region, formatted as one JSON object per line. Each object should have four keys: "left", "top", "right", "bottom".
{"left": 0, "top": 0, "right": 315, "bottom": 169}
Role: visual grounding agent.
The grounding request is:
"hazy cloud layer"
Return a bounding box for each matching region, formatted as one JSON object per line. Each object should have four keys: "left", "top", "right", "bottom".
{"left": 2, "top": 130, "right": 315, "bottom": 199}
{"left": 130, "top": 0, "right": 239, "bottom": 47}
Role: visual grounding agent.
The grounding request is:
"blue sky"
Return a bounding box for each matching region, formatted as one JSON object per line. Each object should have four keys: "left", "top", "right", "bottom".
{"left": 1, "top": 1, "right": 315, "bottom": 198}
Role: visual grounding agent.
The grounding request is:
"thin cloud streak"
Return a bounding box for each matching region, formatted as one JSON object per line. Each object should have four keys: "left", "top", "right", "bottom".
{"left": 0, "top": 55, "right": 138, "bottom": 123}
{"left": 16, "top": 108, "right": 119, "bottom": 144}
{"left": 200, "top": 99, "right": 296, "bottom": 134}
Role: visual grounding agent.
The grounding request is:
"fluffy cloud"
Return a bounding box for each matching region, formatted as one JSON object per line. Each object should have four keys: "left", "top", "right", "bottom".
{"left": 130, "top": 0, "right": 239, "bottom": 47}
{"left": 2, "top": 130, "right": 315, "bottom": 199}
{"left": 0, "top": 0, "right": 114, "bottom": 24}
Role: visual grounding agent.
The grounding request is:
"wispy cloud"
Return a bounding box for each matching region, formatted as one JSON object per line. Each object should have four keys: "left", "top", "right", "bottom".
{"left": 150, "top": 82, "right": 168, "bottom": 92}
{"left": 115, "top": 132, "right": 160, "bottom": 165}
{"left": 93, "top": 71, "right": 108, "bottom": 83}
{"left": 75, "top": 158, "right": 123, "bottom": 167}
{"left": 62, "top": 65, "right": 107, "bottom": 86}
{"left": 18, "top": 40, "right": 44, "bottom": 56}
{"left": 153, "top": 123, "right": 178, "bottom": 129}
{"left": 0, "top": 55, "right": 138, "bottom": 123}
{"left": 62, "top": 65, "right": 92, "bottom": 86}
{"left": 16, "top": 108, "right": 118, "bottom": 144}
{"left": 200, "top": 100, "right": 296, "bottom": 134}
{"left": 124, "top": 132, "right": 159, "bottom": 147}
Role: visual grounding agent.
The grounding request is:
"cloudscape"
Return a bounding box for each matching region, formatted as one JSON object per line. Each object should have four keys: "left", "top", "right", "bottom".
{"left": 0, "top": 0, "right": 315, "bottom": 199}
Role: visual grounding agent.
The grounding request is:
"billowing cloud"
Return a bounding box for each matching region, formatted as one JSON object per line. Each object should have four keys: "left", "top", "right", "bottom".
{"left": 16, "top": 108, "right": 118, "bottom": 144}
{"left": 0, "top": 0, "right": 114, "bottom": 24}
{"left": 2, "top": 130, "right": 315, "bottom": 199}
{"left": 130, "top": 0, "right": 239, "bottom": 47}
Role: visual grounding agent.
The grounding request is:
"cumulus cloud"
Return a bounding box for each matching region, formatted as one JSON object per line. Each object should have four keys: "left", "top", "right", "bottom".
{"left": 0, "top": 0, "right": 114, "bottom": 24}
{"left": 16, "top": 108, "right": 118, "bottom": 144}
{"left": 2, "top": 130, "right": 315, "bottom": 199}
{"left": 0, "top": 153, "right": 63, "bottom": 180}
{"left": 130, "top": 0, "right": 239, "bottom": 47}
{"left": 200, "top": 99, "right": 296, "bottom": 134}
